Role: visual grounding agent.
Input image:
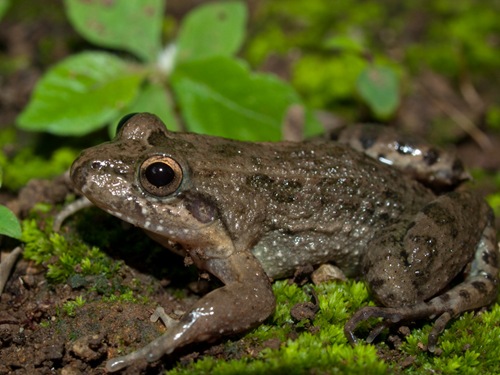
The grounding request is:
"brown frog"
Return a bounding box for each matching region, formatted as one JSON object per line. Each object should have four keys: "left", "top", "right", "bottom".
{"left": 70, "top": 113, "right": 498, "bottom": 372}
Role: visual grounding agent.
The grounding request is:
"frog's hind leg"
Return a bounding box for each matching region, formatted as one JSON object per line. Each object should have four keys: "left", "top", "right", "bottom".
{"left": 345, "top": 194, "right": 499, "bottom": 349}
{"left": 424, "top": 217, "right": 498, "bottom": 350}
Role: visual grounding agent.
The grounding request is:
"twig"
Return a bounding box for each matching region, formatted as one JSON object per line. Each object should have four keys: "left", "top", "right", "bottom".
{"left": 0, "top": 246, "right": 23, "bottom": 295}
{"left": 432, "top": 97, "right": 492, "bottom": 150}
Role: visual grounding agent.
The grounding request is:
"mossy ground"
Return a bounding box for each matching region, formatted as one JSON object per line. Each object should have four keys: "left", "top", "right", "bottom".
{"left": 166, "top": 281, "right": 500, "bottom": 375}
{"left": 3, "top": 206, "right": 498, "bottom": 374}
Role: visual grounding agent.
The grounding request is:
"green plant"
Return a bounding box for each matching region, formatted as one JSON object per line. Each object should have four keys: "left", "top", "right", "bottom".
{"left": 245, "top": 0, "right": 500, "bottom": 126}
{"left": 0, "top": 0, "right": 9, "bottom": 20}
{"left": 62, "top": 295, "right": 86, "bottom": 317}
{"left": 103, "top": 289, "right": 143, "bottom": 304}
{"left": 0, "top": 166, "right": 21, "bottom": 239}
{"left": 246, "top": 0, "right": 402, "bottom": 120}
{"left": 0, "top": 145, "right": 77, "bottom": 191}
{"left": 0, "top": 205, "right": 21, "bottom": 239}
{"left": 17, "top": 0, "right": 321, "bottom": 141}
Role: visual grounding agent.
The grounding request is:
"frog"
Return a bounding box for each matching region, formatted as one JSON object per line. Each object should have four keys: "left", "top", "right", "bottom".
{"left": 70, "top": 113, "right": 498, "bottom": 372}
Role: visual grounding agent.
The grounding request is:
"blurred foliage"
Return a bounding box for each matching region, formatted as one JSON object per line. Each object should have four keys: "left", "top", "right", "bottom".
{"left": 0, "top": 153, "right": 21, "bottom": 238}
{"left": 246, "top": 0, "right": 500, "bottom": 125}
{"left": 0, "top": 0, "right": 9, "bottom": 21}
{"left": 405, "top": 1, "right": 500, "bottom": 79}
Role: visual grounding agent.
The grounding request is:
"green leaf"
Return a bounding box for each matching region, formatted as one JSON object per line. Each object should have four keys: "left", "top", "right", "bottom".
{"left": 323, "top": 35, "right": 365, "bottom": 54}
{"left": 0, "top": 0, "right": 10, "bottom": 21}
{"left": 110, "top": 82, "right": 179, "bottom": 137}
{"left": 293, "top": 54, "right": 367, "bottom": 109}
{"left": 63, "top": 0, "right": 164, "bottom": 62}
{"left": 17, "top": 51, "right": 145, "bottom": 136}
{"left": 172, "top": 56, "right": 300, "bottom": 141}
{"left": 0, "top": 205, "right": 22, "bottom": 240}
{"left": 175, "top": 1, "right": 247, "bottom": 63}
{"left": 356, "top": 65, "right": 400, "bottom": 118}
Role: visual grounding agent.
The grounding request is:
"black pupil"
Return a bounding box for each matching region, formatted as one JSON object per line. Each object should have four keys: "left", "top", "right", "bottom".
{"left": 145, "top": 162, "right": 175, "bottom": 187}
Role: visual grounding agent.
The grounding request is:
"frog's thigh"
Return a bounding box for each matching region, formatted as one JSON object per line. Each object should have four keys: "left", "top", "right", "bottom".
{"left": 363, "top": 191, "right": 496, "bottom": 307}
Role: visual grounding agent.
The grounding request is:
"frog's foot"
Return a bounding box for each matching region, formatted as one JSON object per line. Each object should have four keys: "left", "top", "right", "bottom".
{"left": 344, "top": 303, "right": 454, "bottom": 350}
{"left": 149, "top": 306, "right": 181, "bottom": 329}
{"left": 105, "top": 308, "right": 181, "bottom": 372}
{"left": 337, "top": 123, "right": 470, "bottom": 191}
{"left": 105, "top": 327, "right": 180, "bottom": 373}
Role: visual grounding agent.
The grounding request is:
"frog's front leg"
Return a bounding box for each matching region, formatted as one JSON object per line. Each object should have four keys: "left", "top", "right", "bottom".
{"left": 105, "top": 251, "right": 275, "bottom": 372}
{"left": 345, "top": 191, "right": 498, "bottom": 348}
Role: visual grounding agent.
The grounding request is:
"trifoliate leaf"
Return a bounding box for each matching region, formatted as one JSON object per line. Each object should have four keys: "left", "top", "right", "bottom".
{"left": 18, "top": 52, "right": 145, "bottom": 136}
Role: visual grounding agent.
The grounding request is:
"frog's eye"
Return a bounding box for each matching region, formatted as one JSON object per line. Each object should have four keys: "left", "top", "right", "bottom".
{"left": 139, "top": 155, "right": 183, "bottom": 197}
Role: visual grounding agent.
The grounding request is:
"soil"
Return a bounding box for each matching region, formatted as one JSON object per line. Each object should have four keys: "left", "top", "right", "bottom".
{"left": 1, "top": 1, "right": 499, "bottom": 374}
{"left": 0, "top": 260, "right": 170, "bottom": 375}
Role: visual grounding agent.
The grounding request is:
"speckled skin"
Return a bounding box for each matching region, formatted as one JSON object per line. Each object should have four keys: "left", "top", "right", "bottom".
{"left": 70, "top": 113, "right": 499, "bottom": 372}
{"left": 337, "top": 124, "right": 470, "bottom": 191}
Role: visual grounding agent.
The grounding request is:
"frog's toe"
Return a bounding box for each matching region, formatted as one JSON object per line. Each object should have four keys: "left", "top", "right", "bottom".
{"left": 344, "top": 304, "right": 454, "bottom": 349}
{"left": 427, "top": 311, "right": 452, "bottom": 352}
{"left": 365, "top": 320, "right": 391, "bottom": 343}
{"left": 344, "top": 306, "right": 404, "bottom": 345}
{"left": 150, "top": 306, "right": 181, "bottom": 329}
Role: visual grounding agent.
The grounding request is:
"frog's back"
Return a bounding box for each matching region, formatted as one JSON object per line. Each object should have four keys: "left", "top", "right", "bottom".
{"left": 171, "top": 133, "right": 435, "bottom": 278}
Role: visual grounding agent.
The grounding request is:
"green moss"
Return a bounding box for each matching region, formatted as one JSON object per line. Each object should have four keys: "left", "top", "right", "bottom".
{"left": 167, "top": 280, "right": 387, "bottom": 375}
{"left": 62, "top": 295, "right": 86, "bottom": 317}
{"left": 168, "top": 342, "right": 387, "bottom": 375}
{"left": 0, "top": 125, "right": 79, "bottom": 192}
{"left": 39, "top": 320, "right": 50, "bottom": 329}
{"left": 21, "top": 217, "right": 119, "bottom": 284}
{"left": 103, "top": 289, "right": 147, "bottom": 304}
{"left": 165, "top": 278, "right": 500, "bottom": 374}
{"left": 0, "top": 146, "right": 78, "bottom": 191}
{"left": 399, "top": 305, "right": 500, "bottom": 374}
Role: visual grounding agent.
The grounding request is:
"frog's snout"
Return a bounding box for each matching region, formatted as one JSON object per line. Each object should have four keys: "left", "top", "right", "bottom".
{"left": 70, "top": 153, "right": 90, "bottom": 194}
